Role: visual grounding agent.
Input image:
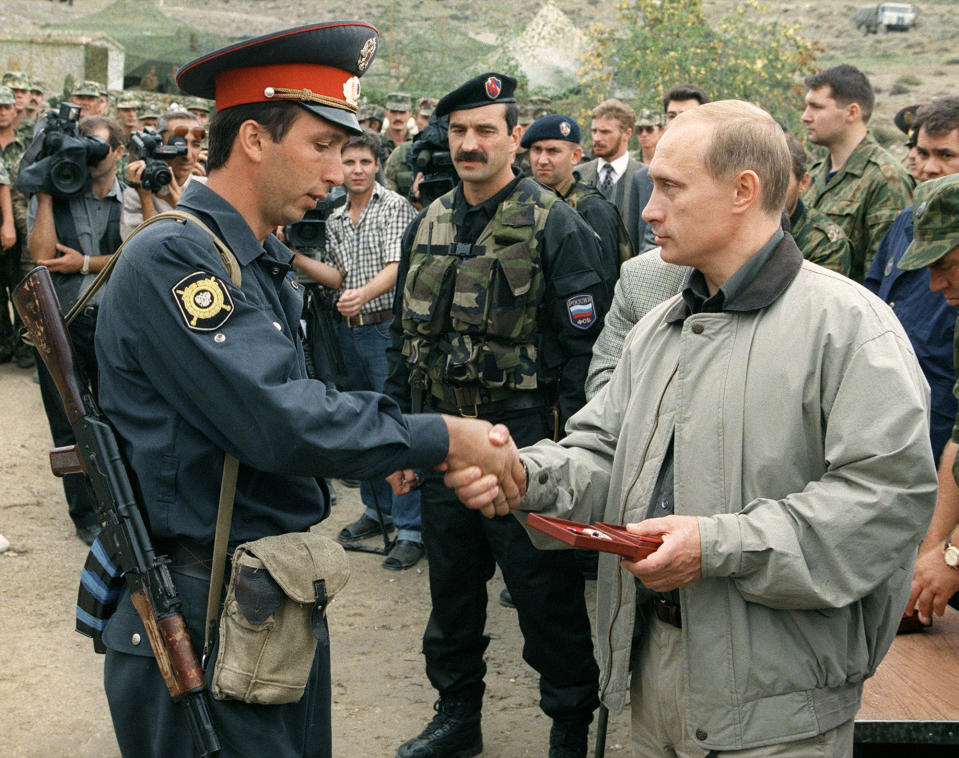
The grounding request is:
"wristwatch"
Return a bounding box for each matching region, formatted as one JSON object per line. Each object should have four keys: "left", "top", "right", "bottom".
{"left": 945, "top": 539, "right": 959, "bottom": 570}
{"left": 81, "top": 255, "right": 91, "bottom": 276}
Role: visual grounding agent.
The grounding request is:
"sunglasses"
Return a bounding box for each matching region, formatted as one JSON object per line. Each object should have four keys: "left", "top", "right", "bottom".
{"left": 169, "top": 124, "right": 206, "bottom": 141}
{"left": 637, "top": 125, "right": 659, "bottom": 134}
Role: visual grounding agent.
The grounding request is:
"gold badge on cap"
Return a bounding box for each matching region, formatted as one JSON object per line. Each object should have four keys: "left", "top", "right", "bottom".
{"left": 358, "top": 37, "right": 377, "bottom": 72}
{"left": 172, "top": 272, "right": 235, "bottom": 331}
{"left": 343, "top": 76, "right": 361, "bottom": 108}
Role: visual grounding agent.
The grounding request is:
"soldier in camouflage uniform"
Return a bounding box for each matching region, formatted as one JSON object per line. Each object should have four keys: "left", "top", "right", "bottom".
{"left": 0, "top": 85, "right": 33, "bottom": 366}
{"left": 386, "top": 73, "right": 605, "bottom": 758}
{"left": 512, "top": 103, "right": 535, "bottom": 176}
{"left": 2, "top": 71, "right": 34, "bottom": 138}
{"left": 801, "top": 64, "right": 912, "bottom": 282}
{"left": 896, "top": 172, "right": 959, "bottom": 619}
{"left": 784, "top": 134, "right": 851, "bottom": 275}
{"left": 381, "top": 91, "right": 413, "bottom": 158}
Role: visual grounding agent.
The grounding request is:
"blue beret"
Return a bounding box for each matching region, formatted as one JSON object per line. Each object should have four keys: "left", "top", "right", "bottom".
{"left": 176, "top": 22, "right": 379, "bottom": 135}
{"left": 435, "top": 72, "right": 516, "bottom": 119}
{"left": 520, "top": 114, "right": 581, "bottom": 148}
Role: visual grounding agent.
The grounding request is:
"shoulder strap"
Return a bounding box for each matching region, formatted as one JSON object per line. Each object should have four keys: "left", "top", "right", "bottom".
{"left": 64, "top": 209, "right": 242, "bottom": 325}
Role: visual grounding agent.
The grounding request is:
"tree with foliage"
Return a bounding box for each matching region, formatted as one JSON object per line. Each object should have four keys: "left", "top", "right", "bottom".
{"left": 579, "top": 0, "right": 822, "bottom": 131}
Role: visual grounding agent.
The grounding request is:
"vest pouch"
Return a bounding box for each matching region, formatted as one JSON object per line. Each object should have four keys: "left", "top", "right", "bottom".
{"left": 450, "top": 255, "right": 495, "bottom": 334}
{"left": 211, "top": 531, "right": 349, "bottom": 704}
{"left": 488, "top": 242, "right": 538, "bottom": 341}
{"left": 444, "top": 334, "right": 484, "bottom": 384}
{"left": 402, "top": 254, "right": 457, "bottom": 338}
{"left": 480, "top": 341, "right": 539, "bottom": 391}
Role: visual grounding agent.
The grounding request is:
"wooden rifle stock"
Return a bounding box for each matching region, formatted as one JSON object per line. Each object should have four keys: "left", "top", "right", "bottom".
{"left": 12, "top": 266, "right": 220, "bottom": 756}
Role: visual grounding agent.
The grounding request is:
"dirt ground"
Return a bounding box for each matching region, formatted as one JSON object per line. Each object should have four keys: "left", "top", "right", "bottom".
{"left": 0, "top": 361, "right": 630, "bottom": 757}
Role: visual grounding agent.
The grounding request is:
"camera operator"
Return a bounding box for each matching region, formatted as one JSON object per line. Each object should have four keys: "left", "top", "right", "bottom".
{"left": 26, "top": 114, "right": 125, "bottom": 545}
{"left": 120, "top": 110, "right": 205, "bottom": 239}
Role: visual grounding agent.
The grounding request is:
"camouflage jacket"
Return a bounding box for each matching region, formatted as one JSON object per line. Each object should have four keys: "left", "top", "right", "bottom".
{"left": 790, "top": 199, "right": 851, "bottom": 276}
{"left": 804, "top": 133, "right": 912, "bottom": 282}
{"left": 383, "top": 140, "right": 413, "bottom": 200}
{"left": 389, "top": 176, "right": 612, "bottom": 424}
{"left": 0, "top": 129, "right": 31, "bottom": 233}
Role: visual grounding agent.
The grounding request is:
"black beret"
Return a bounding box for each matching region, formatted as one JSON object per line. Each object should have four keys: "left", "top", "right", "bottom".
{"left": 520, "top": 114, "right": 581, "bottom": 149}
{"left": 435, "top": 72, "right": 516, "bottom": 119}
{"left": 176, "top": 22, "right": 379, "bottom": 134}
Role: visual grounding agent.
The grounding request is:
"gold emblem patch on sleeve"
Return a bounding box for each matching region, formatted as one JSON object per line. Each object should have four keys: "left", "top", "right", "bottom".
{"left": 172, "top": 272, "right": 234, "bottom": 331}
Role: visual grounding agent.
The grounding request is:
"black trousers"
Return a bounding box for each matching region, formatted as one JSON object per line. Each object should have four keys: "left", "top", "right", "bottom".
{"left": 420, "top": 405, "right": 600, "bottom": 722}
{"left": 34, "top": 310, "right": 99, "bottom": 529}
{"left": 103, "top": 568, "right": 332, "bottom": 758}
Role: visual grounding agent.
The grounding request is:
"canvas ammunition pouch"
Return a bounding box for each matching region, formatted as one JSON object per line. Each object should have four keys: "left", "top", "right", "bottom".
{"left": 401, "top": 179, "right": 555, "bottom": 400}
{"left": 211, "top": 531, "right": 349, "bottom": 704}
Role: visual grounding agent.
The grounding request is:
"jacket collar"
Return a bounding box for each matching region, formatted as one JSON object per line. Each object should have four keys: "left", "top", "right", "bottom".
{"left": 665, "top": 231, "right": 803, "bottom": 323}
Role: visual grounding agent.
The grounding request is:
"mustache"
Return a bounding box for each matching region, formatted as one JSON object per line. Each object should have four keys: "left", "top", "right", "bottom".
{"left": 454, "top": 150, "right": 487, "bottom": 163}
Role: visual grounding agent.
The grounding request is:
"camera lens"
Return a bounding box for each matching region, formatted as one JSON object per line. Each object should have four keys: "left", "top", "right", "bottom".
{"left": 49, "top": 155, "right": 87, "bottom": 195}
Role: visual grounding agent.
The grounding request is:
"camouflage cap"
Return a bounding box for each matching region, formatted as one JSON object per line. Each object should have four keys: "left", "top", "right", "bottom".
{"left": 357, "top": 102, "right": 377, "bottom": 121}
{"left": 115, "top": 91, "right": 141, "bottom": 110}
{"left": 29, "top": 78, "right": 45, "bottom": 93}
{"left": 385, "top": 91, "right": 412, "bottom": 111}
{"left": 72, "top": 79, "right": 103, "bottom": 97}
{"left": 0, "top": 86, "right": 15, "bottom": 106}
{"left": 417, "top": 96, "right": 437, "bottom": 117}
{"left": 186, "top": 96, "right": 212, "bottom": 113}
{"left": 2, "top": 71, "right": 30, "bottom": 90}
{"left": 138, "top": 98, "right": 163, "bottom": 118}
{"left": 898, "top": 174, "right": 959, "bottom": 270}
{"left": 517, "top": 103, "right": 535, "bottom": 125}
{"left": 636, "top": 107, "right": 664, "bottom": 128}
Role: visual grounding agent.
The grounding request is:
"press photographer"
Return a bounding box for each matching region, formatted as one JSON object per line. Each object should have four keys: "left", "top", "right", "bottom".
{"left": 25, "top": 114, "right": 125, "bottom": 546}
{"left": 120, "top": 110, "right": 205, "bottom": 239}
{"left": 409, "top": 112, "right": 455, "bottom": 207}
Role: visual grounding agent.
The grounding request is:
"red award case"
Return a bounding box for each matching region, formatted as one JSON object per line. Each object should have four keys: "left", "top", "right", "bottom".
{"left": 526, "top": 514, "right": 662, "bottom": 561}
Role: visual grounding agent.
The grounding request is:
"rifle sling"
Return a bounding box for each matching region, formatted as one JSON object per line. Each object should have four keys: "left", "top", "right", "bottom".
{"left": 63, "top": 209, "right": 243, "bottom": 664}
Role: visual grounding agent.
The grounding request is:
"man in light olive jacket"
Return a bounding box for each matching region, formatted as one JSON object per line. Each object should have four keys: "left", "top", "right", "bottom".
{"left": 447, "top": 102, "right": 937, "bottom": 757}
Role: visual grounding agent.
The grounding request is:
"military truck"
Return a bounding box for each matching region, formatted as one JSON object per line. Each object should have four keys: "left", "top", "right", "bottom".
{"left": 854, "top": 4, "right": 917, "bottom": 34}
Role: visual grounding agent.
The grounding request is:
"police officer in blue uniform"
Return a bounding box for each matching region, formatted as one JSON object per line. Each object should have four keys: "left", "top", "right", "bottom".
{"left": 93, "top": 25, "right": 517, "bottom": 758}
{"left": 385, "top": 73, "right": 605, "bottom": 758}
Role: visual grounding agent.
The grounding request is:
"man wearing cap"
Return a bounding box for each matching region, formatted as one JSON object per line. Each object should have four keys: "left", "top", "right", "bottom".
{"left": 115, "top": 92, "right": 142, "bottom": 140}
{"left": 866, "top": 97, "right": 959, "bottom": 464}
{"left": 0, "top": 84, "right": 34, "bottom": 367}
{"left": 385, "top": 72, "right": 605, "bottom": 758}
{"left": 382, "top": 91, "right": 413, "bottom": 156}
{"left": 523, "top": 112, "right": 629, "bottom": 284}
{"left": 186, "top": 96, "right": 212, "bottom": 127}
{"left": 895, "top": 103, "right": 923, "bottom": 184}
{"left": 2, "top": 71, "right": 32, "bottom": 135}
{"left": 358, "top": 102, "right": 384, "bottom": 135}
{"left": 69, "top": 81, "right": 103, "bottom": 118}
{"left": 414, "top": 96, "right": 437, "bottom": 133}
{"left": 896, "top": 173, "right": 959, "bottom": 623}
{"left": 93, "top": 25, "right": 522, "bottom": 758}
{"left": 382, "top": 92, "right": 415, "bottom": 197}
{"left": 634, "top": 108, "right": 663, "bottom": 164}
{"left": 26, "top": 79, "right": 46, "bottom": 125}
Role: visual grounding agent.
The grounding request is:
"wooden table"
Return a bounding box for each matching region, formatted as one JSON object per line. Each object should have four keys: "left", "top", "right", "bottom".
{"left": 855, "top": 606, "right": 959, "bottom": 749}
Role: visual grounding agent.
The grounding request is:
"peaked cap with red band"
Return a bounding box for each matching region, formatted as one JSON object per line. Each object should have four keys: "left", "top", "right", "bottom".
{"left": 176, "top": 22, "right": 378, "bottom": 135}
{"left": 434, "top": 72, "right": 517, "bottom": 120}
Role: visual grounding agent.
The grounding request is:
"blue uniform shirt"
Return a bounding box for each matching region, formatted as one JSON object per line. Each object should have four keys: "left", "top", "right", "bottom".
{"left": 864, "top": 206, "right": 958, "bottom": 462}
{"left": 95, "top": 181, "right": 448, "bottom": 545}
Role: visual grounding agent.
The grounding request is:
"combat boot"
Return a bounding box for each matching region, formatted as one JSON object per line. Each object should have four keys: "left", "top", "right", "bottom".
{"left": 395, "top": 697, "right": 482, "bottom": 758}
{"left": 548, "top": 717, "right": 590, "bottom": 758}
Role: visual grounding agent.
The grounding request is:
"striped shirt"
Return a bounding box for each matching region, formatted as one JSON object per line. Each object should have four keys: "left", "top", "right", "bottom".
{"left": 323, "top": 182, "right": 416, "bottom": 315}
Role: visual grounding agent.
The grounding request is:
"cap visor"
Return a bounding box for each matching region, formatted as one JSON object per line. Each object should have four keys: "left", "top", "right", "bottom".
{"left": 299, "top": 102, "right": 361, "bottom": 135}
{"left": 898, "top": 239, "right": 953, "bottom": 271}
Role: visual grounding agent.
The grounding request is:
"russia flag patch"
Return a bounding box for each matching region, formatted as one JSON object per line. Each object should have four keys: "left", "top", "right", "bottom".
{"left": 567, "top": 294, "right": 596, "bottom": 329}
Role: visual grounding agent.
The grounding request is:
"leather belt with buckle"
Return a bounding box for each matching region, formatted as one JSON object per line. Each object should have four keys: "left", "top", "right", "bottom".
{"left": 653, "top": 598, "right": 682, "bottom": 628}
{"left": 345, "top": 309, "right": 393, "bottom": 328}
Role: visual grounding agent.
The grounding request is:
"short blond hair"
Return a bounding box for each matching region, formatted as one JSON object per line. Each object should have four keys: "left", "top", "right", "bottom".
{"left": 677, "top": 100, "right": 790, "bottom": 215}
{"left": 591, "top": 98, "right": 636, "bottom": 132}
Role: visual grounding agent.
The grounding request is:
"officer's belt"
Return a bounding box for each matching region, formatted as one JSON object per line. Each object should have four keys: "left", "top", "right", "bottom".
{"left": 426, "top": 389, "right": 549, "bottom": 419}
{"left": 344, "top": 308, "right": 392, "bottom": 328}
{"left": 154, "top": 537, "right": 232, "bottom": 583}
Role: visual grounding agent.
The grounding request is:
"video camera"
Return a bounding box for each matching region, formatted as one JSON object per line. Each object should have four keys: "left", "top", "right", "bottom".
{"left": 128, "top": 127, "right": 189, "bottom": 192}
{"left": 15, "top": 103, "right": 110, "bottom": 198}
{"left": 411, "top": 113, "right": 456, "bottom": 206}
{"left": 283, "top": 187, "right": 347, "bottom": 250}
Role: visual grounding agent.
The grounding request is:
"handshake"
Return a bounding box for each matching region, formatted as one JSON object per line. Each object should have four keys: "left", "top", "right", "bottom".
{"left": 387, "top": 416, "right": 527, "bottom": 518}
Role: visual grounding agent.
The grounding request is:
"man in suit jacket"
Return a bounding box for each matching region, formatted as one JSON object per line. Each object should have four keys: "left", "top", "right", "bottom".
{"left": 628, "top": 84, "right": 710, "bottom": 253}
{"left": 576, "top": 99, "right": 642, "bottom": 244}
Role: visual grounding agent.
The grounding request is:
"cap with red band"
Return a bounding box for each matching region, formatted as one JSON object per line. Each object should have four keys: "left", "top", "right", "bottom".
{"left": 176, "top": 22, "right": 378, "bottom": 135}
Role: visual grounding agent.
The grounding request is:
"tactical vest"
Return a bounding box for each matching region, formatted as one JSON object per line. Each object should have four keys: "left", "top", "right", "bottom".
{"left": 401, "top": 180, "right": 557, "bottom": 405}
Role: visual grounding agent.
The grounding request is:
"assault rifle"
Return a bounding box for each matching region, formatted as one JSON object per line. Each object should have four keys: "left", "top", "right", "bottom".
{"left": 13, "top": 266, "right": 220, "bottom": 757}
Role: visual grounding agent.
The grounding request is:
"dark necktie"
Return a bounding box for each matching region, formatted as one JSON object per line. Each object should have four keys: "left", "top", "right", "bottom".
{"left": 599, "top": 163, "right": 615, "bottom": 197}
